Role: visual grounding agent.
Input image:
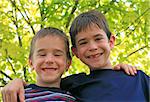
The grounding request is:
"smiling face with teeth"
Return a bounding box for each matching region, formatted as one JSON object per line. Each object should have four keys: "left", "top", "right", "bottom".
{"left": 29, "top": 35, "right": 70, "bottom": 88}
{"left": 72, "top": 23, "right": 115, "bottom": 71}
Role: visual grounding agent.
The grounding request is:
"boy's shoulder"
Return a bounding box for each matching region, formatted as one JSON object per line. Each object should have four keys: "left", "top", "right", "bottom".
{"left": 111, "top": 69, "right": 149, "bottom": 79}
{"left": 61, "top": 69, "right": 149, "bottom": 91}
{"left": 61, "top": 69, "right": 149, "bottom": 82}
{"left": 63, "top": 72, "right": 86, "bottom": 80}
{"left": 137, "top": 70, "right": 149, "bottom": 77}
{"left": 136, "top": 70, "right": 150, "bottom": 81}
{"left": 61, "top": 72, "right": 87, "bottom": 90}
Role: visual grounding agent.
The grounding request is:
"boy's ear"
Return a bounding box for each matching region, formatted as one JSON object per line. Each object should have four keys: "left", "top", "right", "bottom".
{"left": 109, "top": 34, "right": 115, "bottom": 49}
{"left": 28, "top": 59, "right": 34, "bottom": 71}
{"left": 71, "top": 47, "right": 79, "bottom": 58}
{"left": 66, "top": 60, "right": 72, "bottom": 71}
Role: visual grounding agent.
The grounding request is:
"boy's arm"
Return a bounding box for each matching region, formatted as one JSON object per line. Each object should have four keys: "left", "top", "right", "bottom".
{"left": 113, "top": 63, "right": 137, "bottom": 75}
{"left": 1, "top": 64, "right": 137, "bottom": 102}
{"left": 2, "top": 79, "right": 26, "bottom": 102}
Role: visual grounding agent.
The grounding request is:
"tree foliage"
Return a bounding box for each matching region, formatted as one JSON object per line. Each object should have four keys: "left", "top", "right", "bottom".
{"left": 0, "top": 0, "right": 149, "bottom": 94}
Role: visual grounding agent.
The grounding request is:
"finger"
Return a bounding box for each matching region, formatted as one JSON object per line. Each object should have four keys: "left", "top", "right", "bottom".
{"left": 3, "top": 84, "right": 18, "bottom": 102}
{"left": 113, "top": 64, "right": 122, "bottom": 70}
{"left": 5, "top": 91, "right": 10, "bottom": 102}
{"left": 2, "top": 89, "right": 4, "bottom": 102}
{"left": 10, "top": 90, "right": 18, "bottom": 102}
{"left": 18, "top": 87, "right": 25, "bottom": 102}
{"left": 113, "top": 65, "right": 120, "bottom": 70}
{"left": 2, "top": 89, "right": 7, "bottom": 102}
{"left": 133, "top": 66, "right": 137, "bottom": 74}
{"left": 128, "top": 66, "right": 135, "bottom": 76}
{"left": 122, "top": 64, "right": 131, "bottom": 75}
{"left": 128, "top": 65, "right": 138, "bottom": 75}
{"left": 2, "top": 87, "right": 10, "bottom": 102}
{"left": 6, "top": 87, "right": 18, "bottom": 102}
{"left": 124, "top": 65, "right": 130, "bottom": 75}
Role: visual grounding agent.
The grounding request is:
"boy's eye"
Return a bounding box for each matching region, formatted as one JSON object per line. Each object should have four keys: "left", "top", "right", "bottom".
{"left": 79, "top": 41, "right": 87, "bottom": 45}
{"left": 38, "top": 53, "right": 46, "bottom": 56}
{"left": 95, "top": 37, "right": 103, "bottom": 41}
{"left": 54, "top": 52, "right": 63, "bottom": 56}
{"left": 55, "top": 54, "right": 61, "bottom": 56}
{"left": 40, "top": 54, "right": 46, "bottom": 56}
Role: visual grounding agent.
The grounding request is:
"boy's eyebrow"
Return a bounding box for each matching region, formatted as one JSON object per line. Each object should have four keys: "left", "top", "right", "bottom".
{"left": 94, "top": 34, "right": 103, "bottom": 37}
{"left": 77, "top": 38, "right": 86, "bottom": 43}
{"left": 36, "top": 48, "right": 45, "bottom": 53}
{"left": 37, "top": 48, "right": 65, "bottom": 54}
{"left": 54, "top": 49, "right": 65, "bottom": 54}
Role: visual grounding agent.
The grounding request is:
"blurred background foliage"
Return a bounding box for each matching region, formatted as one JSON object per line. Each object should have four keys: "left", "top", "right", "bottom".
{"left": 0, "top": 0, "right": 150, "bottom": 99}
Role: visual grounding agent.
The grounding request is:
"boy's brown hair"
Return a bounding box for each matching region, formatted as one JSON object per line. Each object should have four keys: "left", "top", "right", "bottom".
{"left": 69, "top": 10, "right": 111, "bottom": 47}
{"left": 29, "top": 27, "right": 71, "bottom": 60}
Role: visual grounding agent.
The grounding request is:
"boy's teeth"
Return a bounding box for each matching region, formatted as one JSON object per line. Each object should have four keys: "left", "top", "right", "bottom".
{"left": 43, "top": 68, "right": 56, "bottom": 71}
{"left": 90, "top": 53, "right": 103, "bottom": 58}
{"left": 91, "top": 54, "right": 99, "bottom": 58}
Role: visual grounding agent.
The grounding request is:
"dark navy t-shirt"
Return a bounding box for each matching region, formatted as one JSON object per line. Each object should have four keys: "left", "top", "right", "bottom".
{"left": 61, "top": 69, "right": 149, "bottom": 102}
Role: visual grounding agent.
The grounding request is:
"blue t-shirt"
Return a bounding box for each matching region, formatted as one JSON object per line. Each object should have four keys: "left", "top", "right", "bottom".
{"left": 61, "top": 69, "right": 149, "bottom": 102}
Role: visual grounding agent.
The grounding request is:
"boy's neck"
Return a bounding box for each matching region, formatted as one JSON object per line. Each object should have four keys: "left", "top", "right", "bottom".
{"left": 36, "top": 81, "right": 60, "bottom": 88}
{"left": 90, "top": 67, "right": 113, "bottom": 71}
{"left": 89, "top": 61, "right": 113, "bottom": 71}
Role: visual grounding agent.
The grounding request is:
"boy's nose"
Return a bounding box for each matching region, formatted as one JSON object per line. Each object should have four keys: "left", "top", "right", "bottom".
{"left": 88, "top": 41, "right": 98, "bottom": 51}
{"left": 45, "top": 55, "right": 54, "bottom": 64}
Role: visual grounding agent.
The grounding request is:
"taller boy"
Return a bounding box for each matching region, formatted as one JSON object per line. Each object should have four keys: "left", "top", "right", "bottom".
{"left": 70, "top": 10, "right": 114, "bottom": 70}
{"left": 61, "top": 10, "right": 149, "bottom": 101}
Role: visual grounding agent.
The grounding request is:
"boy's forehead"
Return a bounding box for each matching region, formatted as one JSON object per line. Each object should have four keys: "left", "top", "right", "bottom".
{"left": 77, "top": 23, "right": 102, "bottom": 35}
{"left": 35, "top": 35, "right": 65, "bottom": 46}
{"left": 75, "top": 24, "right": 107, "bottom": 41}
{"left": 79, "top": 23, "right": 101, "bottom": 33}
{"left": 36, "top": 34, "right": 63, "bottom": 41}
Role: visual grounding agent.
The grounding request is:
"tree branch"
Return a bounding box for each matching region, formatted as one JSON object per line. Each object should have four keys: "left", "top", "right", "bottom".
{"left": 19, "top": 0, "right": 36, "bottom": 34}
{"left": 8, "top": 0, "right": 36, "bottom": 35}
{"left": 0, "top": 39, "right": 2, "bottom": 48}
{"left": 0, "top": 78, "right": 7, "bottom": 85}
{"left": 0, "top": 70, "right": 13, "bottom": 80}
{"left": 5, "top": 49, "right": 16, "bottom": 75}
{"left": 126, "top": 45, "right": 148, "bottom": 58}
{"left": 65, "top": 0, "right": 79, "bottom": 28}
{"left": 115, "top": 19, "right": 141, "bottom": 46}
{"left": 115, "top": 8, "right": 150, "bottom": 46}
{"left": 116, "top": 8, "right": 150, "bottom": 36}
{"left": 13, "top": 6, "right": 22, "bottom": 47}
{"left": 3, "top": 10, "right": 22, "bottom": 47}
{"left": 23, "top": 66, "right": 27, "bottom": 82}
{"left": 38, "top": 0, "right": 45, "bottom": 28}
{"left": 0, "top": 85, "right": 5, "bottom": 87}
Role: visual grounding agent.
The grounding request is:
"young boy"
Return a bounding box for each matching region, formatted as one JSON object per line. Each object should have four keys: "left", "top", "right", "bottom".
{"left": 61, "top": 10, "right": 149, "bottom": 101}
{"left": 2, "top": 10, "right": 144, "bottom": 102}
{"left": 18, "top": 27, "right": 77, "bottom": 101}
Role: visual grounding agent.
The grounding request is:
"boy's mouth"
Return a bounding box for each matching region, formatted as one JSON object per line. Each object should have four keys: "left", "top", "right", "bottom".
{"left": 87, "top": 53, "right": 103, "bottom": 59}
{"left": 42, "top": 68, "right": 57, "bottom": 71}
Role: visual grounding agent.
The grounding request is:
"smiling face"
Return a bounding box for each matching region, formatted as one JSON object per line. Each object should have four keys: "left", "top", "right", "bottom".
{"left": 72, "top": 23, "right": 115, "bottom": 70}
{"left": 29, "top": 35, "right": 70, "bottom": 88}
